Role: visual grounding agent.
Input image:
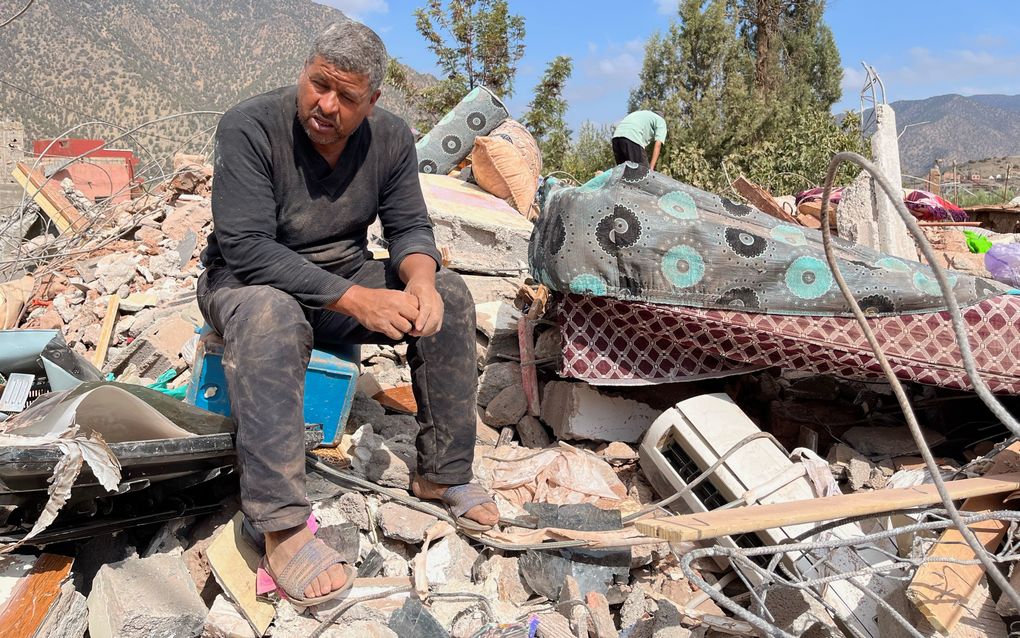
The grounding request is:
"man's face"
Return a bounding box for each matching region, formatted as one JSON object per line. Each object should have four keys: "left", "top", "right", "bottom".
{"left": 297, "top": 56, "right": 381, "bottom": 148}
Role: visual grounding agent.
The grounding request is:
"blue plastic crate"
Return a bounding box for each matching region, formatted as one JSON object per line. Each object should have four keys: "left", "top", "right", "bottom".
{"left": 185, "top": 328, "right": 360, "bottom": 446}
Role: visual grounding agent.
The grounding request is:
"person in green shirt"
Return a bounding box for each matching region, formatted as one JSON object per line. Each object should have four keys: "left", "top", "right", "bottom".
{"left": 611, "top": 110, "right": 668, "bottom": 170}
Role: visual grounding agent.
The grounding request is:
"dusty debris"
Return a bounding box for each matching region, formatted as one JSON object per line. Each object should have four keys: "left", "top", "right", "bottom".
{"left": 87, "top": 553, "right": 208, "bottom": 638}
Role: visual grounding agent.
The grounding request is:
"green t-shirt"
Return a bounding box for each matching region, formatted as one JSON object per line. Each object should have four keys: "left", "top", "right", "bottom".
{"left": 612, "top": 111, "right": 668, "bottom": 147}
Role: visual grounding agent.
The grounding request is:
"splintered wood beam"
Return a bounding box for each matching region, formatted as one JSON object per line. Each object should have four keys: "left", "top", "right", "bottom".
{"left": 635, "top": 472, "right": 1020, "bottom": 543}
{"left": 12, "top": 162, "right": 88, "bottom": 233}
{"left": 92, "top": 294, "right": 120, "bottom": 368}
{"left": 906, "top": 443, "right": 1020, "bottom": 635}
{"left": 730, "top": 176, "right": 801, "bottom": 225}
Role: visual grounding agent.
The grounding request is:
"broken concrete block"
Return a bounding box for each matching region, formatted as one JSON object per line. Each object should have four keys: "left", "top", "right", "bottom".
{"left": 203, "top": 594, "right": 256, "bottom": 638}
{"left": 535, "top": 612, "right": 575, "bottom": 638}
{"left": 475, "top": 301, "right": 521, "bottom": 340}
{"left": 620, "top": 586, "right": 649, "bottom": 630}
{"left": 421, "top": 173, "right": 533, "bottom": 275}
{"left": 379, "top": 539, "right": 414, "bottom": 578}
{"left": 650, "top": 598, "right": 692, "bottom": 638}
{"left": 448, "top": 603, "right": 489, "bottom": 638}
{"left": 426, "top": 534, "right": 479, "bottom": 587}
{"left": 377, "top": 502, "right": 438, "bottom": 544}
{"left": 388, "top": 598, "right": 449, "bottom": 638}
{"left": 996, "top": 565, "right": 1020, "bottom": 616}
{"left": 483, "top": 383, "right": 528, "bottom": 427}
{"left": 477, "top": 361, "right": 522, "bottom": 407}
{"left": 533, "top": 327, "right": 562, "bottom": 362}
{"left": 843, "top": 425, "right": 945, "bottom": 458}
{"left": 477, "top": 555, "right": 532, "bottom": 605}
{"left": 35, "top": 580, "right": 89, "bottom": 638}
{"left": 316, "top": 491, "right": 371, "bottom": 531}
{"left": 309, "top": 576, "right": 411, "bottom": 625}
{"left": 87, "top": 554, "right": 207, "bottom": 638}
{"left": 376, "top": 414, "right": 419, "bottom": 444}
{"left": 94, "top": 253, "right": 138, "bottom": 294}
{"left": 460, "top": 274, "right": 519, "bottom": 305}
{"left": 348, "top": 392, "right": 387, "bottom": 431}
{"left": 272, "top": 602, "right": 346, "bottom": 637}
{"left": 585, "top": 591, "right": 619, "bottom": 638}
{"left": 317, "top": 521, "right": 361, "bottom": 565}
{"left": 120, "top": 291, "right": 159, "bottom": 313}
{"left": 516, "top": 415, "right": 551, "bottom": 449}
{"left": 541, "top": 381, "right": 659, "bottom": 443}
{"left": 351, "top": 425, "right": 417, "bottom": 489}
{"left": 765, "top": 586, "right": 840, "bottom": 637}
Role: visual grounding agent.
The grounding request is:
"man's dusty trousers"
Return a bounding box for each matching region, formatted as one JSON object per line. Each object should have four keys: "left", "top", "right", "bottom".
{"left": 198, "top": 259, "right": 477, "bottom": 533}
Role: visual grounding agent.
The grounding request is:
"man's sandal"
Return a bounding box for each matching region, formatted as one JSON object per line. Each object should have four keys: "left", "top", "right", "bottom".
{"left": 262, "top": 536, "right": 356, "bottom": 607}
{"left": 438, "top": 483, "right": 497, "bottom": 532}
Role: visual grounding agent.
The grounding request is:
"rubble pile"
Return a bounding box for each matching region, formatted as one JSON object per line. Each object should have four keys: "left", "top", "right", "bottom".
{"left": 1, "top": 145, "right": 1019, "bottom": 638}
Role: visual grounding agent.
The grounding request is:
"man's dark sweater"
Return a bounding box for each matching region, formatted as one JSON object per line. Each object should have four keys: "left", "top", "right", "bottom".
{"left": 202, "top": 86, "right": 441, "bottom": 308}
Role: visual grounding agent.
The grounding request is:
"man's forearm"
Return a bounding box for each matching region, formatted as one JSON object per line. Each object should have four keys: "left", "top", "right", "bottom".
{"left": 398, "top": 253, "right": 438, "bottom": 285}
{"left": 650, "top": 141, "right": 662, "bottom": 170}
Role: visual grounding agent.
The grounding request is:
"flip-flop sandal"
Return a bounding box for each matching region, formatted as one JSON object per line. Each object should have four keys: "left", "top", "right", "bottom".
{"left": 242, "top": 513, "right": 320, "bottom": 554}
{"left": 262, "top": 536, "right": 356, "bottom": 607}
{"left": 439, "top": 483, "right": 497, "bottom": 532}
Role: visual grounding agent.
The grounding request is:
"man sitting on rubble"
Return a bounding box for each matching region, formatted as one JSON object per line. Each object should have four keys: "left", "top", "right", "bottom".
{"left": 197, "top": 20, "right": 498, "bottom": 606}
{"left": 611, "top": 110, "right": 668, "bottom": 170}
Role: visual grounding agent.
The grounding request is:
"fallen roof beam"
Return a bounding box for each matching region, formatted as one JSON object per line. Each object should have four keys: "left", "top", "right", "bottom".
{"left": 730, "top": 176, "right": 801, "bottom": 225}
{"left": 635, "top": 472, "right": 1020, "bottom": 543}
{"left": 906, "top": 442, "right": 1020, "bottom": 635}
{"left": 12, "top": 162, "right": 89, "bottom": 233}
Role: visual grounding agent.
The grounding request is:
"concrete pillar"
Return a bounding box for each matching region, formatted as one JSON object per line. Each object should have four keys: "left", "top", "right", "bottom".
{"left": 835, "top": 105, "right": 916, "bottom": 260}
{"left": 870, "top": 105, "right": 915, "bottom": 259}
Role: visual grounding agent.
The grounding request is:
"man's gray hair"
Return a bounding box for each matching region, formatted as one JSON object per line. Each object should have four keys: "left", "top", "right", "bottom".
{"left": 307, "top": 20, "right": 388, "bottom": 92}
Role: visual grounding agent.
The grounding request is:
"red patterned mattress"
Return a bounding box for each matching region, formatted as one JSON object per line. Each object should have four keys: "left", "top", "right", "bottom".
{"left": 557, "top": 293, "right": 1020, "bottom": 394}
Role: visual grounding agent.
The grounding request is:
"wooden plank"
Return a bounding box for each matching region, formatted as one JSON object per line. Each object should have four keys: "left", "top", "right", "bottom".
{"left": 373, "top": 385, "right": 417, "bottom": 415}
{"left": 12, "top": 162, "right": 87, "bottom": 233}
{"left": 797, "top": 200, "right": 838, "bottom": 228}
{"left": 206, "top": 513, "right": 275, "bottom": 636}
{"left": 517, "top": 316, "right": 541, "bottom": 417}
{"left": 636, "top": 472, "right": 1020, "bottom": 543}
{"left": 92, "top": 294, "right": 120, "bottom": 368}
{"left": 731, "top": 176, "right": 800, "bottom": 225}
{"left": 0, "top": 553, "right": 73, "bottom": 637}
{"left": 906, "top": 443, "right": 1020, "bottom": 634}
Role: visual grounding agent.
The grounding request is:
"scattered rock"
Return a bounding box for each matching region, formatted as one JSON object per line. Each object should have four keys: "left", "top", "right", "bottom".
{"left": 843, "top": 425, "right": 945, "bottom": 458}
{"left": 541, "top": 381, "right": 659, "bottom": 443}
{"left": 376, "top": 502, "right": 438, "bottom": 544}
{"left": 483, "top": 383, "right": 528, "bottom": 426}
{"left": 516, "top": 415, "right": 551, "bottom": 449}
{"left": 477, "top": 555, "right": 532, "bottom": 605}
{"left": 203, "top": 594, "right": 256, "bottom": 638}
{"left": 477, "top": 362, "right": 522, "bottom": 407}
{"left": 87, "top": 554, "right": 207, "bottom": 638}
{"left": 426, "top": 534, "right": 479, "bottom": 587}
{"left": 347, "top": 392, "right": 387, "bottom": 431}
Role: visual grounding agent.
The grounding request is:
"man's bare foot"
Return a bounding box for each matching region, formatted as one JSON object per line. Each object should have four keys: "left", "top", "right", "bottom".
{"left": 410, "top": 476, "right": 499, "bottom": 528}
{"left": 264, "top": 525, "right": 348, "bottom": 599}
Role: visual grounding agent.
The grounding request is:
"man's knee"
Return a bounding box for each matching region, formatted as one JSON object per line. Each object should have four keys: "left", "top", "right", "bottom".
{"left": 230, "top": 286, "right": 310, "bottom": 339}
{"left": 435, "top": 269, "right": 473, "bottom": 314}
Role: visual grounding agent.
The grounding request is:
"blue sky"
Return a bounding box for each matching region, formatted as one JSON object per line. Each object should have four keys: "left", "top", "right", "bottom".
{"left": 319, "top": 0, "right": 1020, "bottom": 130}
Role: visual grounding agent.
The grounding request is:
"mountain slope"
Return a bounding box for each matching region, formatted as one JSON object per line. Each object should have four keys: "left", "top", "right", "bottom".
{"left": 883, "top": 94, "right": 1020, "bottom": 176}
{"left": 0, "top": 0, "right": 425, "bottom": 167}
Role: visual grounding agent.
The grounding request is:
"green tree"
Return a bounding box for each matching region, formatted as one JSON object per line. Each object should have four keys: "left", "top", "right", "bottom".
{"left": 523, "top": 55, "right": 573, "bottom": 173}
{"left": 561, "top": 122, "right": 615, "bottom": 183}
{"left": 412, "top": 0, "right": 525, "bottom": 123}
{"left": 630, "top": 0, "right": 758, "bottom": 189}
{"left": 629, "top": 0, "right": 864, "bottom": 193}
